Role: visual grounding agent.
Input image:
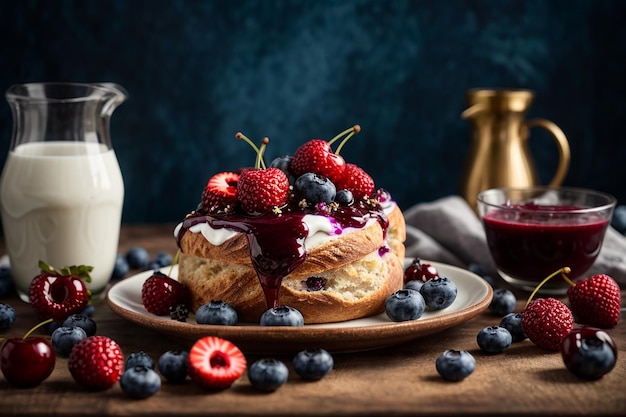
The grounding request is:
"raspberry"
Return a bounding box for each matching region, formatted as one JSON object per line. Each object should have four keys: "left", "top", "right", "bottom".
{"left": 201, "top": 171, "right": 239, "bottom": 213}
{"left": 335, "top": 163, "right": 375, "bottom": 200}
{"left": 237, "top": 167, "right": 289, "bottom": 214}
{"left": 521, "top": 298, "right": 574, "bottom": 351}
{"left": 141, "top": 271, "right": 189, "bottom": 316}
{"left": 68, "top": 336, "right": 124, "bottom": 390}
{"left": 567, "top": 274, "right": 621, "bottom": 328}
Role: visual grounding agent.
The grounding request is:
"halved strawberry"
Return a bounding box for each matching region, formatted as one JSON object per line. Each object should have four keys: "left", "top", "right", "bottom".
{"left": 237, "top": 167, "right": 289, "bottom": 214}
{"left": 187, "top": 336, "right": 247, "bottom": 389}
{"left": 335, "top": 163, "right": 375, "bottom": 200}
{"left": 141, "top": 271, "right": 189, "bottom": 316}
{"left": 201, "top": 171, "right": 239, "bottom": 212}
{"left": 28, "top": 262, "right": 91, "bottom": 321}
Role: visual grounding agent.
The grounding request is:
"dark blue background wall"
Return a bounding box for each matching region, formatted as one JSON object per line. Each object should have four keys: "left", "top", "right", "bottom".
{"left": 1, "top": 0, "right": 625, "bottom": 223}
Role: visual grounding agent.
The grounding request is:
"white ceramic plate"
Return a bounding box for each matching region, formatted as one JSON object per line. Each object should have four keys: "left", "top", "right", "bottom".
{"left": 106, "top": 259, "right": 492, "bottom": 353}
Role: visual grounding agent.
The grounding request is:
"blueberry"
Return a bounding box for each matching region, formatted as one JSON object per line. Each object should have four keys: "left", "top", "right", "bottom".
{"left": 158, "top": 350, "right": 189, "bottom": 383}
{"left": 488, "top": 288, "right": 517, "bottom": 316}
{"left": 0, "top": 303, "right": 17, "bottom": 331}
{"left": 111, "top": 253, "right": 130, "bottom": 280}
{"left": 303, "top": 276, "right": 326, "bottom": 291}
{"left": 403, "top": 280, "right": 424, "bottom": 292}
{"left": 294, "top": 172, "right": 336, "bottom": 207}
{"left": 51, "top": 326, "right": 87, "bottom": 357}
{"left": 260, "top": 305, "right": 304, "bottom": 326}
{"left": 610, "top": 205, "right": 626, "bottom": 234}
{"left": 435, "top": 350, "right": 476, "bottom": 381}
{"left": 476, "top": 326, "right": 512, "bottom": 354}
{"left": 145, "top": 261, "right": 162, "bottom": 271}
{"left": 153, "top": 252, "right": 173, "bottom": 267}
{"left": 0, "top": 266, "right": 15, "bottom": 298}
{"left": 79, "top": 304, "right": 95, "bottom": 317}
{"left": 420, "top": 276, "right": 458, "bottom": 310}
{"left": 120, "top": 365, "right": 161, "bottom": 399}
{"left": 270, "top": 155, "right": 296, "bottom": 184}
{"left": 195, "top": 300, "right": 238, "bottom": 325}
{"left": 248, "top": 358, "right": 289, "bottom": 392}
{"left": 293, "top": 348, "right": 334, "bottom": 380}
{"left": 334, "top": 189, "right": 354, "bottom": 206}
{"left": 62, "top": 314, "right": 97, "bottom": 336}
{"left": 499, "top": 312, "right": 527, "bottom": 343}
{"left": 126, "top": 247, "right": 150, "bottom": 269}
{"left": 385, "top": 289, "right": 426, "bottom": 322}
{"left": 561, "top": 327, "right": 617, "bottom": 380}
{"left": 46, "top": 320, "right": 64, "bottom": 335}
{"left": 125, "top": 351, "right": 155, "bottom": 370}
{"left": 468, "top": 263, "right": 495, "bottom": 286}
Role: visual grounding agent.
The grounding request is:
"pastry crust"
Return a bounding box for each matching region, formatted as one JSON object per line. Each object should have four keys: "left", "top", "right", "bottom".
{"left": 177, "top": 204, "right": 406, "bottom": 323}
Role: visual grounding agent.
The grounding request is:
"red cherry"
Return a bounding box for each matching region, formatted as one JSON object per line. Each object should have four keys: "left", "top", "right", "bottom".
{"left": 403, "top": 258, "right": 438, "bottom": 284}
{"left": 560, "top": 327, "right": 617, "bottom": 380}
{"left": 1, "top": 336, "right": 56, "bottom": 387}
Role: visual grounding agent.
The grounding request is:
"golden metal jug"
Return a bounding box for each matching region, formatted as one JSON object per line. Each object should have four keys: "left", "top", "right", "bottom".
{"left": 460, "top": 88, "right": 570, "bottom": 212}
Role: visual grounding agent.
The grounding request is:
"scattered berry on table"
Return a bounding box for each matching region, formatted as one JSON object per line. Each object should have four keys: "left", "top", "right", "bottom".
{"left": 125, "top": 351, "right": 155, "bottom": 370}
{"left": 403, "top": 258, "right": 438, "bottom": 284}
{"left": 293, "top": 348, "right": 334, "bottom": 381}
{"left": 0, "top": 265, "right": 15, "bottom": 298}
{"left": 294, "top": 172, "right": 337, "bottom": 207}
{"left": 385, "top": 289, "right": 426, "bottom": 322}
{"left": 62, "top": 313, "right": 97, "bottom": 336}
{"left": 141, "top": 271, "right": 189, "bottom": 316}
{"left": 158, "top": 350, "right": 189, "bottom": 383}
{"left": 248, "top": 358, "right": 289, "bottom": 392}
{"left": 0, "top": 334, "right": 56, "bottom": 387}
{"left": 187, "top": 336, "right": 247, "bottom": 389}
{"left": 68, "top": 335, "right": 124, "bottom": 390}
{"left": 153, "top": 252, "right": 173, "bottom": 267}
{"left": 566, "top": 273, "right": 621, "bottom": 328}
{"left": 560, "top": 327, "right": 617, "bottom": 380}
{"left": 488, "top": 288, "right": 517, "bottom": 316}
{"left": 120, "top": 365, "right": 161, "bottom": 399}
{"left": 521, "top": 298, "right": 574, "bottom": 351}
{"left": 28, "top": 262, "right": 91, "bottom": 321}
{"left": 126, "top": 247, "right": 150, "bottom": 270}
{"left": 195, "top": 300, "right": 238, "bottom": 326}
{"left": 111, "top": 253, "right": 130, "bottom": 280}
{"left": 435, "top": 350, "right": 476, "bottom": 382}
{"left": 420, "top": 276, "right": 458, "bottom": 310}
{"left": 499, "top": 312, "right": 527, "bottom": 343}
{"left": 610, "top": 204, "right": 626, "bottom": 234}
{"left": 51, "top": 326, "right": 87, "bottom": 357}
{"left": 0, "top": 302, "right": 16, "bottom": 331}
{"left": 467, "top": 263, "right": 495, "bottom": 287}
{"left": 476, "top": 326, "right": 512, "bottom": 354}
{"left": 260, "top": 305, "right": 304, "bottom": 326}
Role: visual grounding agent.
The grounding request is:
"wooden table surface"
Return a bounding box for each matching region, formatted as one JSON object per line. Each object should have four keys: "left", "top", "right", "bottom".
{"left": 0, "top": 224, "right": 624, "bottom": 416}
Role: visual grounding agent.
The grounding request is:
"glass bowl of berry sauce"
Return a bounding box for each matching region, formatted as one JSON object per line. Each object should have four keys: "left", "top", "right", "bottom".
{"left": 477, "top": 186, "right": 616, "bottom": 294}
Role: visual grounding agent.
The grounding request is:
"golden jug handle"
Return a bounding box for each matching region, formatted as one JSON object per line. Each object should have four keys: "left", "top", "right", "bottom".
{"left": 521, "top": 118, "right": 571, "bottom": 187}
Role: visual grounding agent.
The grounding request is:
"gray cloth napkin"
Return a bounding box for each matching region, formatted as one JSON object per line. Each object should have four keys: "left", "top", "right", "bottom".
{"left": 402, "top": 195, "right": 626, "bottom": 286}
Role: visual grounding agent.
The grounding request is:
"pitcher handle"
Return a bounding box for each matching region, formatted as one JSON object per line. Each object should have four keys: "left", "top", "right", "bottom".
{"left": 522, "top": 118, "right": 571, "bottom": 187}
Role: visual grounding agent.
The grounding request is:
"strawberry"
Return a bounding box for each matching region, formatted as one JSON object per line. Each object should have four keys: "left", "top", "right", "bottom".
{"left": 187, "top": 336, "right": 247, "bottom": 389}
{"left": 28, "top": 261, "right": 91, "bottom": 321}
{"left": 141, "top": 271, "right": 189, "bottom": 316}
{"left": 68, "top": 336, "right": 124, "bottom": 390}
{"left": 567, "top": 274, "right": 621, "bottom": 328}
{"left": 201, "top": 171, "right": 239, "bottom": 212}
{"left": 290, "top": 139, "right": 346, "bottom": 183}
{"left": 335, "top": 163, "right": 375, "bottom": 200}
{"left": 237, "top": 167, "right": 289, "bottom": 214}
{"left": 521, "top": 297, "right": 574, "bottom": 351}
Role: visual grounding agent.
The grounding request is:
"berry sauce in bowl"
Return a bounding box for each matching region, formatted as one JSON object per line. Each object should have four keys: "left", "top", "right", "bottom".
{"left": 477, "top": 187, "right": 616, "bottom": 294}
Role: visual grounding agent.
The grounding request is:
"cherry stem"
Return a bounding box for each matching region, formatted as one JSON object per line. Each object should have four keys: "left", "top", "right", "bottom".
{"left": 524, "top": 266, "right": 572, "bottom": 307}
{"left": 235, "top": 132, "right": 267, "bottom": 169}
{"left": 328, "top": 125, "right": 361, "bottom": 154}
{"left": 256, "top": 137, "right": 269, "bottom": 169}
{"left": 23, "top": 318, "right": 53, "bottom": 339}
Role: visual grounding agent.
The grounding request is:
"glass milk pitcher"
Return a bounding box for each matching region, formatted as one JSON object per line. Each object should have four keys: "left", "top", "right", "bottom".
{"left": 0, "top": 82, "right": 126, "bottom": 301}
